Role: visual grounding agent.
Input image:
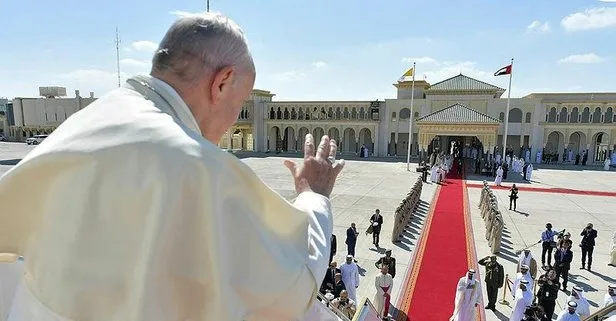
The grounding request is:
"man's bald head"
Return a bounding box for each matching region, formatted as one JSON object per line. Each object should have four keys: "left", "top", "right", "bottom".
{"left": 151, "top": 13, "right": 256, "bottom": 143}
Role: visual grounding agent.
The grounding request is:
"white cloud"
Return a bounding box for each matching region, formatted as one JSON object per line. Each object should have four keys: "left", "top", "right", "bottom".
{"left": 311, "top": 61, "right": 328, "bottom": 68}
{"left": 169, "top": 10, "right": 203, "bottom": 18}
{"left": 120, "top": 58, "right": 150, "bottom": 69}
{"left": 270, "top": 71, "right": 306, "bottom": 81}
{"left": 423, "top": 61, "right": 489, "bottom": 83}
{"left": 131, "top": 40, "right": 158, "bottom": 52}
{"left": 557, "top": 53, "right": 607, "bottom": 64}
{"left": 599, "top": 0, "right": 616, "bottom": 2}
{"left": 527, "top": 21, "right": 551, "bottom": 34}
{"left": 561, "top": 7, "right": 616, "bottom": 31}
{"left": 401, "top": 56, "right": 439, "bottom": 64}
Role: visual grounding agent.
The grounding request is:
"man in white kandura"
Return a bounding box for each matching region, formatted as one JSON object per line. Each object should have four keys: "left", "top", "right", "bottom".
{"left": 556, "top": 301, "right": 581, "bottom": 321}
{"left": 494, "top": 166, "right": 503, "bottom": 186}
{"left": 340, "top": 255, "right": 360, "bottom": 302}
{"left": 374, "top": 264, "right": 393, "bottom": 319}
{"left": 565, "top": 286, "right": 591, "bottom": 319}
{"left": 605, "top": 157, "right": 612, "bottom": 171}
{"left": 511, "top": 265, "right": 534, "bottom": 299}
{"left": 525, "top": 163, "right": 534, "bottom": 181}
{"left": 0, "top": 13, "right": 345, "bottom": 321}
{"left": 604, "top": 284, "right": 616, "bottom": 318}
{"left": 517, "top": 250, "right": 537, "bottom": 279}
{"left": 509, "top": 279, "right": 532, "bottom": 321}
{"left": 450, "top": 269, "right": 481, "bottom": 321}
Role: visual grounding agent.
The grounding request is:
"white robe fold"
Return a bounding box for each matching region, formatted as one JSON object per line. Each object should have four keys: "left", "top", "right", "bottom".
{"left": 340, "top": 263, "right": 359, "bottom": 302}
{"left": 0, "top": 258, "right": 24, "bottom": 321}
{"left": 0, "top": 75, "right": 333, "bottom": 321}
{"left": 511, "top": 273, "right": 534, "bottom": 300}
{"left": 450, "top": 277, "right": 480, "bottom": 321}
{"left": 605, "top": 158, "right": 612, "bottom": 171}
{"left": 565, "top": 292, "right": 591, "bottom": 319}
{"left": 495, "top": 167, "right": 503, "bottom": 186}
{"left": 604, "top": 293, "right": 616, "bottom": 318}
{"left": 526, "top": 164, "right": 533, "bottom": 181}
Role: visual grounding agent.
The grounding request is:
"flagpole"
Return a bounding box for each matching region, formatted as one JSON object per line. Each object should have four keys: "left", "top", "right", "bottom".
{"left": 406, "top": 62, "right": 416, "bottom": 171}
{"left": 502, "top": 58, "right": 514, "bottom": 159}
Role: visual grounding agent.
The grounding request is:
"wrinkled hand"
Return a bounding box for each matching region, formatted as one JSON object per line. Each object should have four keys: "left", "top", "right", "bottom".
{"left": 284, "top": 134, "right": 345, "bottom": 198}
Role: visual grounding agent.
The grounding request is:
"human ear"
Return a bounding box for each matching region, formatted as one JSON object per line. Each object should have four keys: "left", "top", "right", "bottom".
{"left": 209, "top": 66, "right": 236, "bottom": 104}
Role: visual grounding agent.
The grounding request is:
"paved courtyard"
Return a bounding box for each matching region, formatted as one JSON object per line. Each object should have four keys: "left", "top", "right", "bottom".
{"left": 2, "top": 142, "right": 615, "bottom": 320}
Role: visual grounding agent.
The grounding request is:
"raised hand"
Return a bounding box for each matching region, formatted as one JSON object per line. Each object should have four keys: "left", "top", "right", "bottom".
{"left": 284, "top": 134, "right": 345, "bottom": 198}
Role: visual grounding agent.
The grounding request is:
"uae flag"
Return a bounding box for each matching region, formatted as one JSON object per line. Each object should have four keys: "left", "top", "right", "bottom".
{"left": 494, "top": 64, "right": 512, "bottom": 76}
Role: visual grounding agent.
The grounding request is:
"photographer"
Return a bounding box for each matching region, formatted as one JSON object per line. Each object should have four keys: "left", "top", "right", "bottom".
{"left": 522, "top": 304, "right": 545, "bottom": 321}
{"left": 536, "top": 267, "right": 560, "bottom": 321}
{"left": 579, "top": 223, "right": 597, "bottom": 271}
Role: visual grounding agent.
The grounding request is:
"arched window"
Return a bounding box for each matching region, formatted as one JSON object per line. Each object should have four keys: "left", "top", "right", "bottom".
{"left": 391, "top": 112, "right": 397, "bottom": 121}
{"left": 605, "top": 107, "right": 613, "bottom": 123}
{"left": 327, "top": 107, "right": 333, "bottom": 119}
{"left": 499, "top": 112, "right": 505, "bottom": 122}
{"left": 351, "top": 108, "right": 358, "bottom": 119}
{"left": 335, "top": 108, "right": 342, "bottom": 120}
{"left": 581, "top": 107, "right": 590, "bottom": 123}
{"left": 283, "top": 108, "right": 290, "bottom": 120}
{"left": 269, "top": 108, "right": 275, "bottom": 120}
{"left": 276, "top": 108, "right": 282, "bottom": 120}
{"left": 570, "top": 107, "right": 579, "bottom": 123}
{"left": 525, "top": 112, "right": 532, "bottom": 123}
{"left": 509, "top": 108, "right": 522, "bottom": 123}
{"left": 359, "top": 107, "right": 366, "bottom": 119}
{"left": 592, "top": 107, "right": 602, "bottom": 123}
{"left": 399, "top": 108, "right": 411, "bottom": 119}
{"left": 298, "top": 107, "right": 305, "bottom": 120}
{"left": 343, "top": 107, "right": 350, "bottom": 119}
{"left": 547, "top": 107, "right": 557, "bottom": 122}
{"left": 414, "top": 111, "right": 419, "bottom": 119}
{"left": 558, "top": 107, "right": 567, "bottom": 123}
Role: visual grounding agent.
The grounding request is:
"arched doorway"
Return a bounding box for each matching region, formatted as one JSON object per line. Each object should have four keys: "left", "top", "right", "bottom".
{"left": 313, "top": 127, "right": 325, "bottom": 140}
{"left": 283, "top": 127, "right": 295, "bottom": 151}
{"left": 327, "top": 128, "right": 340, "bottom": 145}
{"left": 568, "top": 131, "right": 586, "bottom": 156}
{"left": 545, "top": 131, "right": 564, "bottom": 154}
{"left": 358, "top": 128, "right": 373, "bottom": 155}
{"left": 591, "top": 132, "right": 609, "bottom": 162}
{"left": 297, "top": 127, "right": 309, "bottom": 151}
{"left": 342, "top": 128, "right": 356, "bottom": 153}
{"left": 268, "top": 126, "right": 281, "bottom": 151}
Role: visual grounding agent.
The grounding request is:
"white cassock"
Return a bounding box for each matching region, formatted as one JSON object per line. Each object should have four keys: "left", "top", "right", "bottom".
{"left": 566, "top": 292, "right": 591, "bottom": 319}
{"left": 526, "top": 164, "right": 533, "bottom": 181}
{"left": 605, "top": 158, "right": 612, "bottom": 171}
{"left": 536, "top": 151, "right": 542, "bottom": 164}
{"left": 511, "top": 273, "right": 534, "bottom": 299}
{"left": 340, "top": 262, "right": 360, "bottom": 302}
{"left": 374, "top": 273, "right": 393, "bottom": 317}
{"left": 0, "top": 75, "right": 334, "bottom": 321}
{"left": 439, "top": 166, "right": 446, "bottom": 181}
{"left": 450, "top": 277, "right": 480, "bottom": 321}
{"left": 525, "top": 150, "right": 531, "bottom": 163}
{"left": 611, "top": 231, "right": 616, "bottom": 266}
{"left": 494, "top": 167, "right": 503, "bottom": 186}
{"left": 605, "top": 294, "right": 616, "bottom": 318}
{"left": 509, "top": 288, "right": 532, "bottom": 321}
{"left": 568, "top": 150, "right": 574, "bottom": 162}
{"left": 555, "top": 310, "right": 582, "bottom": 321}
{"left": 0, "top": 255, "right": 24, "bottom": 321}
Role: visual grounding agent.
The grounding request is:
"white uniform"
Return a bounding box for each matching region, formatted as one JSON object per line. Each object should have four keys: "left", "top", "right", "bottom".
{"left": 450, "top": 276, "right": 481, "bottom": 321}
{"left": 0, "top": 75, "right": 333, "bottom": 321}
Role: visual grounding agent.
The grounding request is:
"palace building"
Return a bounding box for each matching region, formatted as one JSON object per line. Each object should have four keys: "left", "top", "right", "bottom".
{"left": 220, "top": 74, "right": 616, "bottom": 163}
{"left": 4, "top": 75, "right": 615, "bottom": 163}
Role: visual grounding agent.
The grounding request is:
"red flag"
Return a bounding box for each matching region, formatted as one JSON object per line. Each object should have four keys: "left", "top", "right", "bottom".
{"left": 494, "top": 64, "right": 512, "bottom": 76}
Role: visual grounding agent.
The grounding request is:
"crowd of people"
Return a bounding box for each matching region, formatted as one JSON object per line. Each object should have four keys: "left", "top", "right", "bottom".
{"left": 460, "top": 222, "right": 616, "bottom": 321}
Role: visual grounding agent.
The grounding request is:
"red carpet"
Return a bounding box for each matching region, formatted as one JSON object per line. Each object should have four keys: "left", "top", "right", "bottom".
{"left": 466, "top": 183, "right": 616, "bottom": 197}
{"left": 395, "top": 162, "right": 481, "bottom": 321}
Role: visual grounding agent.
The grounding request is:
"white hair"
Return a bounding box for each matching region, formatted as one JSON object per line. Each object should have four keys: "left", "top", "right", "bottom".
{"left": 151, "top": 12, "right": 254, "bottom": 83}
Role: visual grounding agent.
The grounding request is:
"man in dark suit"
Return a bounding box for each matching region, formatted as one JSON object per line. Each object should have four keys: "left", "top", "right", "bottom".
{"left": 580, "top": 223, "right": 598, "bottom": 271}
{"left": 330, "top": 234, "right": 337, "bottom": 264}
{"left": 370, "top": 209, "right": 384, "bottom": 247}
{"left": 321, "top": 261, "right": 341, "bottom": 295}
{"left": 346, "top": 223, "right": 358, "bottom": 258}
{"left": 554, "top": 240, "right": 573, "bottom": 291}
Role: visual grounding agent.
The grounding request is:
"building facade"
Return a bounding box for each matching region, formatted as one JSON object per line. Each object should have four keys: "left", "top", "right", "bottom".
{"left": 5, "top": 88, "right": 96, "bottom": 141}
{"left": 221, "top": 74, "right": 615, "bottom": 163}
{"left": 4, "top": 75, "right": 615, "bottom": 163}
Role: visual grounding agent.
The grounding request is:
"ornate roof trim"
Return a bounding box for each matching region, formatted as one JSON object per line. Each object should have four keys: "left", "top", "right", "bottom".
{"left": 416, "top": 103, "right": 500, "bottom": 124}
{"left": 427, "top": 74, "right": 505, "bottom": 92}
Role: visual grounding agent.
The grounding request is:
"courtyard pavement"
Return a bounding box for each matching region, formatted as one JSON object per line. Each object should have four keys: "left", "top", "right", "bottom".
{"left": 2, "top": 142, "right": 615, "bottom": 320}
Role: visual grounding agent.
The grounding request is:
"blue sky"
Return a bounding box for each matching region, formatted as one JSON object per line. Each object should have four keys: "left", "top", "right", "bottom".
{"left": 1, "top": 0, "right": 616, "bottom": 101}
